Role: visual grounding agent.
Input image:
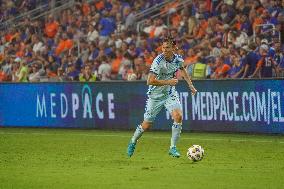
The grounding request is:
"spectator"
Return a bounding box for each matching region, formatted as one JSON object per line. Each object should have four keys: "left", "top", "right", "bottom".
{"left": 260, "top": 38, "right": 276, "bottom": 57}
{"left": 209, "top": 41, "right": 222, "bottom": 57}
{"left": 188, "top": 55, "right": 210, "bottom": 80}
{"left": 98, "top": 56, "right": 111, "bottom": 81}
{"left": 55, "top": 33, "right": 73, "bottom": 56}
{"left": 57, "top": 67, "right": 68, "bottom": 82}
{"left": 228, "top": 53, "right": 245, "bottom": 79}
{"left": 79, "top": 65, "right": 97, "bottom": 82}
{"left": 32, "top": 35, "right": 45, "bottom": 53}
{"left": 14, "top": 59, "right": 28, "bottom": 82}
{"left": 0, "top": 67, "right": 7, "bottom": 81}
{"left": 87, "top": 24, "right": 99, "bottom": 43}
{"left": 249, "top": 44, "right": 277, "bottom": 78}
{"left": 274, "top": 42, "right": 284, "bottom": 76}
{"left": 152, "top": 18, "right": 167, "bottom": 38}
{"left": 242, "top": 43, "right": 259, "bottom": 78}
{"left": 66, "top": 63, "right": 80, "bottom": 81}
{"left": 1, "top": 0, "right": 284, "bottom": 82}
{"left": 211, "top": 56, "right": 231, "bottom": 79}
{"left": 111, "top": 49, "right": 123, "bottom": 77}
{"left": 1, "top": 56, "right": 13, "bottom": 77}
{"left": 45, "top": 15, "right": 59, "bottom": 38}
{"left": 124, "top": 6, "right": 136, "bottom": 31}
{"left": 133, "top": 57, "right": 145, "bottom": 80}
{"left": 184, "top": 48, "right": 198, "bottom": 66}
{"left": 118, "top": 53, "right": 133, "bottom": 80}
{"left": 99, "top": 10, "right": 116, "bottom": 42}
{"left": 28, "top": 63, "right": 41, "bottom": 82}
{"left": 234, "top": 29, "right": 248, "bottom": 48}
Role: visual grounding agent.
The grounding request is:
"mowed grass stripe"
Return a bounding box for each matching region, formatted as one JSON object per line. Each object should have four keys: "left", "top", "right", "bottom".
{"left": 0, "top": 129, "right": 283, "bottom": 144}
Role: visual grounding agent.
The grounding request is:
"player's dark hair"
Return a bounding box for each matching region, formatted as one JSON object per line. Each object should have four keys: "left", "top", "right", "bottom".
{"left": 163, "top": 36, "right": 176, "bottom": 46}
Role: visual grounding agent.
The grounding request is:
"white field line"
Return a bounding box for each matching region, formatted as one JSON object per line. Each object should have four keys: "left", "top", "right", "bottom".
{"left": 0, "top": 131, "right": 284, "bottom": 144}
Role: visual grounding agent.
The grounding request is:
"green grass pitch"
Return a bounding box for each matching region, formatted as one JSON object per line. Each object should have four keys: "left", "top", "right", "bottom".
{"left": 0, "top": 128, "right": 284, "bottom": 189}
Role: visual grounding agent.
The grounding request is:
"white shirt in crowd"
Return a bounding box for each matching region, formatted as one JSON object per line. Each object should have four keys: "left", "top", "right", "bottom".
{"left": 87, "top": 30, "right": 99, "bottom": 42}
{"left": 98, "top": 62, "right": 111, "bottom": 81}
{"left": 33, "top": 42, "right": 45, "bottom": 53}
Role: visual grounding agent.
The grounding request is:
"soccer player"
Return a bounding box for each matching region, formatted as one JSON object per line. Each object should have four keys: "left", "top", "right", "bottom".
{"left": 127, "top": 37, "right": 197, "bottom": 158}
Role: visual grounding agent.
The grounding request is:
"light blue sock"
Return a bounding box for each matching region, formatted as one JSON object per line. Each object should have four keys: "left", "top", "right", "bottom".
{"left": 170, "top": 122, "right": 182, "bottom": 148}
{"left": 131, "top": 125, "right": 144, "bottom": 143}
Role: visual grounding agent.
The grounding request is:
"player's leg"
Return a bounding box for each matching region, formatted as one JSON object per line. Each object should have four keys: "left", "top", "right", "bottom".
{"left": 165, "top": 92, "right": 183, "bottom": 158}
{"left": 127, "top": 98, "right": 164, "bottom": 157}
{"left": 130, "top": 121, "right": 153, "bottom": 144}
{"left": 127, "top": 121, "right": 153, "bottom": 157}
{"left": 169, "top": 108, "right": 182, "bottom": 157}
{"left": 170, "top": 109, "right": 183, "bottom": 148}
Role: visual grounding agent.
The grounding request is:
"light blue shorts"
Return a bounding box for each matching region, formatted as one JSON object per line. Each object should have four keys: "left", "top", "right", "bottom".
{"left": 144, "top": 90, "right": 182, "bottom": 122}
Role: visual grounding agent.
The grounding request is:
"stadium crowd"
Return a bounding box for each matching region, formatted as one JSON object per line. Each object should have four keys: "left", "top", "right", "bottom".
{"left": 0, "top": 0, "right": 284, "bottom": 82}
{"left": 0, "top": 0, "right": 49, "bottom": 22}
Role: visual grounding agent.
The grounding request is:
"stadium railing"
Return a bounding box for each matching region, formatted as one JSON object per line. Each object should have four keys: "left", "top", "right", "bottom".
{"left": 253, "top": 24, "right": 280, "bottom": 43}
{"left": 134, "top": 0, "right": 172, "bottom": 21}
{"left": 136, "top": 0, "right": 193, "bottom": 33}
{"left": 0, "top": 0, "right": 75, "bottom": 31}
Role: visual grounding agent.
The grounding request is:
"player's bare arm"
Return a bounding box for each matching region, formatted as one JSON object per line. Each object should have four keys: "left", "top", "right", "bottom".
{"left": 147, "top": 73, "right": 178, "bottom": 86}
{"left": 179, "top": 64, "right": 197, "bottom": 95}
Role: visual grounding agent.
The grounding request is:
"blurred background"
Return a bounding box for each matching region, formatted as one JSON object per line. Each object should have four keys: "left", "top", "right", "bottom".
{"left": 0, "top": 0, "right": 284, "bottom": 82}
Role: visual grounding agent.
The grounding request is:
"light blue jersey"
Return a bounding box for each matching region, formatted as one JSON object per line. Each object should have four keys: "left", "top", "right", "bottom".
{"left": 147, "top": 53, "right": 184, "bottom": 99}
{"left": 144, "top": 53, "right": 184, "bottom": 122}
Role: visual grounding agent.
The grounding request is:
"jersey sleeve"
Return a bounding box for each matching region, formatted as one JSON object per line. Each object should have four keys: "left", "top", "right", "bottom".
{"left": 149, "top": 56, "right": 161, "bottom": 75}
{"left": 176, "top": 55, "right": 185, "bottom": 69}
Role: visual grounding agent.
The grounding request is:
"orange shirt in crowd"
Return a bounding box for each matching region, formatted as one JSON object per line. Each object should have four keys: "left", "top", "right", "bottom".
{"left": 196, "top": 21, "right": 208, "bottom": 38}
{"left": 184, "top": 55, "right": 198, "bottom": 66}
{"left": 17, "top": 42, "right": 26, "bottom": 57}
{"left": 5, "top": 34, "right": 13, "bottom": 42}
{"left": 82, "top": 3, "right": 90, "bottom": 16}
{"left": 234, "top": 22, "right": 242, "bottom": 30}
{"left": 256, "top": 7, "right": 265, "bottom": 15}
{"left": 155, "top": 45, "right": 162, "bottom": 53}
{"left": 214, "top": 64, "right": 231, "bottom": 78}
{"left": 16, "top": 51, "right": 24, "bottom": 57}
{"left": 145, "top": 56, "right": 154, "bottom": 66}
{"left": 149, "top": 27, "right": 156, "bottom": 38}
{"left": 171, "top": 13, "right": 181, "bottom": 28}
{"left": 111, "top": 57, "right": 123, "bottom": 74}
{"left": 47, "top": 71, "right": 57, "bottom": 78}
{"left": 206, "top": 0, "right": 212, "bottom": 12}
{"left": 257, "top": 57, "right": 264, "bottom": 67}
{"left": 161, "top": 1, "right": 179, "bottom": 14}
{"left": 6, "top": 32, "right": 19, "bottom": 42}
{"left": 95, "top": 1, "right": 104, "bottom": 11}
{"left": 253, "top": 17, "right": 263, "bottom": 30}
{"left": 55, "top": 39, "right": 73, "bottom": 55}
{"left": 45, "top": 21, "right": 59, "bottom": 38}
{"left": 0, "top": 71, "right": 7, "bottom": 81}
{"left": 0, "top": 54, "right": 4, "bottom": 62}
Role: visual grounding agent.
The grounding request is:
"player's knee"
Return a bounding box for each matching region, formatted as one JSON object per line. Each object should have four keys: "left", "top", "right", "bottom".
{"left": 172, "top": 112, "right": 182, "bottom": 123}
{"left": 175, "top": 114, "right": 182, "bottom": 123}
{"left": 141, "top": 121, "right": 152, "bottom": 131}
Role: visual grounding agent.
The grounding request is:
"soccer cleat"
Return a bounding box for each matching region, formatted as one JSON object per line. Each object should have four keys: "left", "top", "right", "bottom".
{"left": 169, "top": 146, "right": 181, "bottom": 158}
{"left": 127, "top": 142, "right": 136, "bottom": 157}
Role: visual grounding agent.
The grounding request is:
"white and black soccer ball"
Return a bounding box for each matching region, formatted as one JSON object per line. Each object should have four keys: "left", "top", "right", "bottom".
{"left": 187, "top": 145, "right": 205, "bottom": 161}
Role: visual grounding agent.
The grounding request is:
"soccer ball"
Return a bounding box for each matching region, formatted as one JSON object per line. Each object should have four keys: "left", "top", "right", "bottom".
{"left": 187, "top": 145, "right": 205, "bottom": 161}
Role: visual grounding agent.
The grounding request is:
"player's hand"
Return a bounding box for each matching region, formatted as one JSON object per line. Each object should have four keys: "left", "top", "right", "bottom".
{"left": 168, "top": 78, "right": 178, "bottom": 86}
{"left": 190, "top": 86, "right": 197, "bottom": 95}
